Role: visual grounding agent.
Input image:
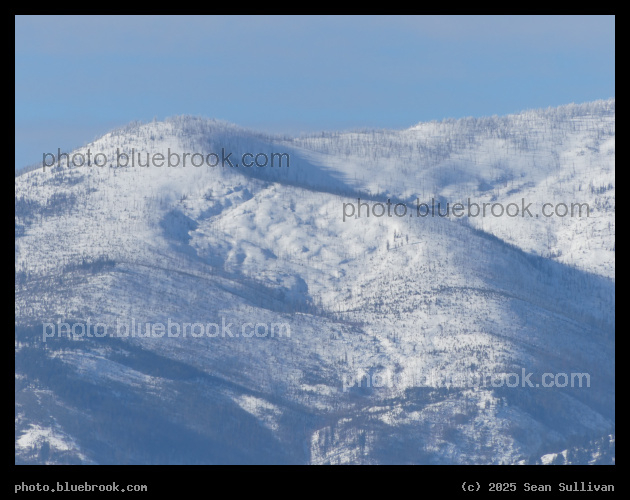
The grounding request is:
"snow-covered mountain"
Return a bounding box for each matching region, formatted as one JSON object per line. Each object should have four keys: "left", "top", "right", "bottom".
{"left": 15, "top": 99, "right": 614, "bottom": 464}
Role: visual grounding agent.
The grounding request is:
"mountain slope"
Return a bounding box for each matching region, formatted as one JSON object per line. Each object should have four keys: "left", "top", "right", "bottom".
{"left": 15, "top": 101, "right": 614, "bottom": 464}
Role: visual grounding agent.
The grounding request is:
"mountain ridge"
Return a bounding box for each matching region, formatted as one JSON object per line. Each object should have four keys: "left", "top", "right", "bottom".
{"left": 15, "top": 99, "right": 614, "bottom": 464}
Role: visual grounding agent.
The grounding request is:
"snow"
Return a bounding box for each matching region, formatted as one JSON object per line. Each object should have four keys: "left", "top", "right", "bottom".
{"left": 15, "top": 100, "right": 615, "bottom": 464}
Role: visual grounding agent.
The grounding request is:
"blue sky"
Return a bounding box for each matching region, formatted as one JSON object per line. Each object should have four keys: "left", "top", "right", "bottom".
{"left": 15, "top": 15, "right": 614, "bottom": 170}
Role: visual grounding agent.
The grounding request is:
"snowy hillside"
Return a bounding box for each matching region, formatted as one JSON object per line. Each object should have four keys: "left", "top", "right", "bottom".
{"left": 15, "top": 100, "right": 614, "bottom": 464}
